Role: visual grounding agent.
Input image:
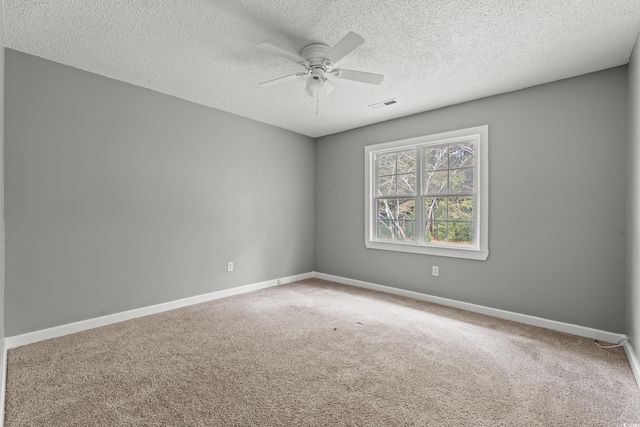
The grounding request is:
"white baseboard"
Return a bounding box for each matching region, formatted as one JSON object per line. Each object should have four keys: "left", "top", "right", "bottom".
{"left": 624, "top": 343, "right": 640, "bottom": 388}
{"left": 1, "top": 269, "right": 637, "bottom": 419}
{"left": 277, "top": 272, "right": 314, "bottom": 285}
{"left": 313, "top": 272, "right": 626, "bottom": 344}
{"left": 10, "top": 270, "right": 620, "bottom": 349}
{"left": 5, "top": 272, "right": 314, "bottom": 350}
{"left": 0, "top": 338, "right": 6, "bottom": 427}
{"left": 3, "top": 270, "right": 629, "bottom": 370}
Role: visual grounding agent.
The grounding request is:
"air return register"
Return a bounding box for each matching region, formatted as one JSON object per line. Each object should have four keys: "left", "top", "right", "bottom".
{"left": 369, "top": 98, "right": 398, "bottom": 109}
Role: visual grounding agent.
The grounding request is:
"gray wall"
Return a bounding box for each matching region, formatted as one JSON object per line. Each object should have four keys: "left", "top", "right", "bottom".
{"left": 4, "top": 48, "right": 631, "bottom": 337}
{"left": 0, "top": 2, "right": 5, "bottom": 374}
{"left": 5, "top": 49, "right": 315, "bottom": 336}
{"left": 316, "top": 67, "right": 628, "bottom": 333}
{"left": 627, "top": 35, "right": 640, "bottom": 354}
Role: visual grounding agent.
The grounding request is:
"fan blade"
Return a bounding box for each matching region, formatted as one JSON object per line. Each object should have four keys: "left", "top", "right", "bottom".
{"left": 257, "top": 43, "right": 309, "bottom": 66}
{"left": 324, "top": 32, "right": 364, "bottom": 65}
{"left": 332, "top": 69, "right": 384, "bottom": 85}
{"left": 259, "top": 72, "right": 307, "bottom": 87}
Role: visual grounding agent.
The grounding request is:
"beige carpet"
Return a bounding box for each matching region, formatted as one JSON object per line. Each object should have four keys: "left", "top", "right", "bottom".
{"left": 5, "top": 279, "right": 640, "bottom": 426}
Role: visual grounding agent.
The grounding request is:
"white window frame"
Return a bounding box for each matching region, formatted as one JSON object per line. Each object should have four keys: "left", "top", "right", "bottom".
{"left": 364, "top": 125, "right": 489, "bottom": 261}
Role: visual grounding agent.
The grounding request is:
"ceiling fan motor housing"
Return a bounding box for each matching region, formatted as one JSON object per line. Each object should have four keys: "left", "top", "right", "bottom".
{"left": 301, "top": 43, "right": 331, "bottom": 67}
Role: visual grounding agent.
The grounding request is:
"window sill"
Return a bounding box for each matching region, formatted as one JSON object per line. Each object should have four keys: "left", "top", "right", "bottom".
{"left": 365, "top": 240, "right": 489, "bottom": 261}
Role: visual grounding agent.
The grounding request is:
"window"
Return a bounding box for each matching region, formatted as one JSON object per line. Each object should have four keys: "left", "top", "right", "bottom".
{"left": 365, "top": 126, "right": 488, "bottom": 260}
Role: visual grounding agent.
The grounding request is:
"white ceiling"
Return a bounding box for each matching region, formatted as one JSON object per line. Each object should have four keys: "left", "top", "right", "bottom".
{"left": 4, "top": 1, "right": 640, "bottom": 138}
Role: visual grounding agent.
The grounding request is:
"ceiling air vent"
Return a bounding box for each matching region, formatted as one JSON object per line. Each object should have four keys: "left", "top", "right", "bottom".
{"left": 369, "top": 98, "right": 398, "bottom": 109}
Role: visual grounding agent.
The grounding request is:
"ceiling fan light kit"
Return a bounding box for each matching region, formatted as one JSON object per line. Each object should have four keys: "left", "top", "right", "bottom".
{"left": 257, "top": 32, "right": 384, "bottom": 99}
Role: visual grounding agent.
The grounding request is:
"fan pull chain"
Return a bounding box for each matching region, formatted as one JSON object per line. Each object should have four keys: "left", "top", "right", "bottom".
{"left": 316, "top": 93, "right": 319, "bottom": 115}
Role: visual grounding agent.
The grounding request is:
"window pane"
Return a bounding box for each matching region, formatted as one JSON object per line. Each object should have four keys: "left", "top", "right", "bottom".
{"left": 376, "top": 175, "right": 396, "bottom": 196}
{"left": 449, "top": 142, "right": 474, "bottom": 169}
{"left": 377, "top": 219, "right": 393, "bottom": 239}
{"left": 426, "top": 221, "right": 447, "bottom": 244}
{"left": 376, "top": 153, "right": 396, "bottom": 176}
{"left": 449, "top": 222, "right": 473, "bottom": 245}
{"left": 424, "top": 146, "right": 448, "bottom": 171}
{"left": 397, "top": 150, "right": 416, "bottom": 174}
{"left": 377, "top": 199, "right": 397, "bottom": 220}
{"left": 378, "top": 219, "right": 415, "bottom": 241}
{"left": 397, "top": 220, "right": 415, "bottom": 241}
{"left": 448, "top": 197, "right": 473, "bottom": 221}
{"left": 424, "top": 170, "right": 448, "bottom": 195}
{"left": 397, "top": 198, "right": 415, "bottom": 220}
{"left": 397, "top": 173, "right": 416, "bottom": 195}
{"left": 377, "top": 198, "right": 414, "bottom": 220}
{"left": 449, "top": 168, "right": 473, "bottom": 194}
{"left": 425, "top": 197, "right": 447, "bottom": 221}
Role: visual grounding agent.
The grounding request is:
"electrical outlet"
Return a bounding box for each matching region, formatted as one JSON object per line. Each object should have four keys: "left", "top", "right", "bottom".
{"left": 227, "top": 261, "right": 234, "bottom": 272}
{"left": 432, "top": 266, "right": 439, "bottom": 276}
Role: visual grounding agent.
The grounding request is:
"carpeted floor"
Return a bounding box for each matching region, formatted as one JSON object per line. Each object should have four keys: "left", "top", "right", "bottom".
{"left": 5, "top": 279, "right": 640, "bottom": 426}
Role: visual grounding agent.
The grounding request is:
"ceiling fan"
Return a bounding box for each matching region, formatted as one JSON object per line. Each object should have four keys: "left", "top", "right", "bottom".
{"left": 257, "top": 32, "right": 384, "bottom": 97}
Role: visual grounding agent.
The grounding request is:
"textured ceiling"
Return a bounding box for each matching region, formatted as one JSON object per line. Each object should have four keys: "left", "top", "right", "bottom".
{"left": 4, "top": 0, "right": 640, "bottom": 138}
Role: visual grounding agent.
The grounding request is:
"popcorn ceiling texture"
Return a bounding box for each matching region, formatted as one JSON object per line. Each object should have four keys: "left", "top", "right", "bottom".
{"left": 4, "top": 0, "right": 640, "bottom": 137}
